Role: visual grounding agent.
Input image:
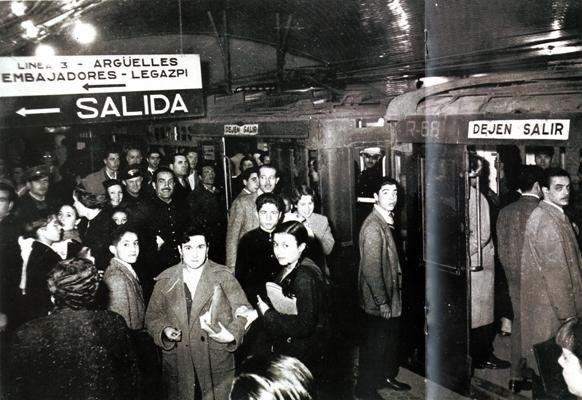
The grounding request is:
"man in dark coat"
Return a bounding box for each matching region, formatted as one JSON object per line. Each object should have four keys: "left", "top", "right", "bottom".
{"left": 496, "top": 165, "right": 542, "bottom": 392}
{"left": 14, "top": 165, "right": 56, "bottom": 223}
{"left": 355, "top": 177, "right": 409, "bottom": 399}
{"left": 521, "top": 168, "right": 582, "bottom": 375}
{"left": 0, "top": 183, "right": 22, "bottom": 332}
{"left": 149, "top": 167, "right": 190, "bottom": 272}
{"left": 187, "top": 164, "right": 227, "bottom": 264}
{"left": 169, "top": 153, "right": 191, "bottom": 204}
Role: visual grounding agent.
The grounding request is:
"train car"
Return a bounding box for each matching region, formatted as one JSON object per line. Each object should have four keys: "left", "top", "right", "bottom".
{"left": 386, "top": 70, "right": 582, "bottom": 397}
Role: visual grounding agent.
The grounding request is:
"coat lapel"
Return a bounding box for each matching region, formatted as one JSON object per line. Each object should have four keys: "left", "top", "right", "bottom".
{"left": 188, "top": 263, "right": 214, "bottom": 328}
{"left": 111, "top": 259, "right": 145, "bottom": 304}
{"left": 163, "top": 265, "right": 189, "bottom": 330}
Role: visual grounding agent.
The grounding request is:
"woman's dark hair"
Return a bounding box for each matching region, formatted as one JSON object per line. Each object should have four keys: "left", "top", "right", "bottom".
{"left": 230, "top": 354, "right": 314, "bottom": 400}
{"left": 103, "top": 178, "right": 122, "bottom": 191}
{"left": 240, "top": 156, "right": 258, "bottom": 170}
{"left": 556, "top": 318, "right": 582, "bottom": 361}
{"left": 47, "top": 257, "right": 101, "bottom": 310}
{"left": 23, "top": 214, "right": 57, "bottom": 238}
{"left": 273, "top": 221, "right": 308, "bottom": 247}
{"left": 291, "top": 184, "right": 316, "bottom": 206}
{"left": 74, "top": 186, "right": 107, "bottom": 209}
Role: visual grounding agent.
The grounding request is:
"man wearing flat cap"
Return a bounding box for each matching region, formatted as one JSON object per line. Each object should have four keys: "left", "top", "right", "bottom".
{"left": 14, "top": 165, "right": 56, "bottom": 223}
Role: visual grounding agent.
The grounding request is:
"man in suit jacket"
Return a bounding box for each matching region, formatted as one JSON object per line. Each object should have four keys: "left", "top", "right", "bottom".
{"left": 81, "top": 147, "right": 121, "bottom": 195}
{"left": 146, "top": 228, "right": 252, "bottom": 400}
{"left": 225, "top": 165, "right": 279, "bottom": 271}
{"left": 521, "top": 168, "right": 582, "bottom": 375}
{"left": 496, "top": 165, "right": 542, "bottom": 392}
{"left": 355, "top": 177, "right": 409, "bottom": 399}
{"left": 103, "top": 227, "right": 145, "bottom": 330}
{"left": 169, "top": 153, "right": 191, "bottom": 204}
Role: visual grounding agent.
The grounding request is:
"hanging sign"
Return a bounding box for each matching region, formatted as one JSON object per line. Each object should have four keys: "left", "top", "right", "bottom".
{"left": 0, "top": 54, "right": 204, "bottom": 127}
{"left": 468, "top": 119, "right": 570, "bottom": 140}
{"left": 224, "top": 124, "right": 259, "bottom": 136}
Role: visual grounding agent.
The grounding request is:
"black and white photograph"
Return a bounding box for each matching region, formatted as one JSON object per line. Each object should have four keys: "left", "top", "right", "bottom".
{"left": 1, "top": 1, "right": 582, "bottom": 399}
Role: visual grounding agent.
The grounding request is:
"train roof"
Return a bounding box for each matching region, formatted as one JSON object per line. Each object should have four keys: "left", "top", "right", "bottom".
{"left": 386, "top": 70, "right": 582, "bottom": 145}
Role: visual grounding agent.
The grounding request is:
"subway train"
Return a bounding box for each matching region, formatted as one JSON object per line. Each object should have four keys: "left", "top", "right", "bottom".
{"left": 2, "top": 1, "right": 582, "bottom": 399}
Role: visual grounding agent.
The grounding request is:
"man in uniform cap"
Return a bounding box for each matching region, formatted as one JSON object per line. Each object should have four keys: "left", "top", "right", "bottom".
{"left": 120, "top": 165, "right": 146, "bottom": 204}
{"left": 14, "top": 165, "right": 56, "bottom": 223}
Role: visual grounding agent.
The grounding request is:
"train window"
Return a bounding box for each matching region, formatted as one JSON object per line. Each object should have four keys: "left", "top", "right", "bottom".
{"left": 356, "top": 147, "right": 386, "bottom": 201}
{"left": 524, "top": 145, "right": 565, "bottom": 169}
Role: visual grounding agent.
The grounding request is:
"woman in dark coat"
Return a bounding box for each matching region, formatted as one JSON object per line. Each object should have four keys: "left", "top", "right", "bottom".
{"left": 16, "top": 214, "right": 63, "bottom": 328}
{"left": 6, "top": 257, "right": 140, "bottom": 400}
{"left": 256, "top": 221, "right": 329, "bottom": 373}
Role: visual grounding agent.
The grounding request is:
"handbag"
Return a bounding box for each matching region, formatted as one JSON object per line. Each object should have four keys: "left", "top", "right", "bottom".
{"left": 533, "top": 336, "right": 575, "bottom": 399}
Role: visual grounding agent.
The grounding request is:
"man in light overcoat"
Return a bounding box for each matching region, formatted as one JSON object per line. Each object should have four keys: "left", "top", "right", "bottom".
{"left": 520, "top": 168, "right": 582, "bottom": 375}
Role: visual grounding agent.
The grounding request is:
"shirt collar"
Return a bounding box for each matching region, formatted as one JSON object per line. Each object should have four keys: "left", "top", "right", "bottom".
{"left": 374, "top": 204, "right": 394, "bottom": 225}
{"left": 113, "top": 257, "right": 138, "bottom": 279}
{"left": 521, "top": 193, "right": 540, "bottom": 199}
{"left": 542, "top": 199, "right": 564, "bottom": 213}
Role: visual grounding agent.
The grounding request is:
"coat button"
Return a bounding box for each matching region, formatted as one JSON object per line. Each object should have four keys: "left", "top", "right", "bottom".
{"left": 201, "top": 336, "right": 205, "bottom": 342}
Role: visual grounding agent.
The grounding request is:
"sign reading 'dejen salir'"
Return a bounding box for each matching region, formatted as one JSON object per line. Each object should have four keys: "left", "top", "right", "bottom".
{"left": 468, "top": 119, "right": 570, "bottom": 140}
{"left": 0, "top": 54, "right": 204, "bottom": 126}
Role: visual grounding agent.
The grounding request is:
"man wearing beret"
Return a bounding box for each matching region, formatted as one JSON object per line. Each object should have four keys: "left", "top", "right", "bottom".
{"left": 14, "top": 165, "right": 56, "bottom": 223}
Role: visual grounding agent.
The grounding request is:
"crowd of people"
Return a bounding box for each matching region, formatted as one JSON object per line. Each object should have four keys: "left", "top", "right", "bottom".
{"left": 469, "top": 146, "right": 582, "bottom": 398}
{"left": 2, "top": 142, "right": 582, "bottom": 400}
{"left": 0, "top": 144, "right": 342, "bottom": 400}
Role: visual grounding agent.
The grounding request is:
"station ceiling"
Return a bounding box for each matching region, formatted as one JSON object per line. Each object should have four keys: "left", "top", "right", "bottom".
{"left": 1, "top": 0, "right": 582, "bottom": 94}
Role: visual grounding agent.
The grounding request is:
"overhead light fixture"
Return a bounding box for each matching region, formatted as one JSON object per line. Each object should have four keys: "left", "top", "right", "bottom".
{"left": 419, "top": 76, "right": 450, "bottom": 87}
{"left": 21, "top": 20, "right": 39, "bottom": 39}
{"left": 35, "top": 44, "right": 56, "bottom": 57}
{"left": 11, "top": 1, "right": 26, "bottom": 17}
{"left": 72, "top": 21, "right": 97, "bottom": 44}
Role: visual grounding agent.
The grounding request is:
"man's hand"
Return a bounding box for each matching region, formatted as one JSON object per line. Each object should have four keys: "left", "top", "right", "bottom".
{"left": 235, "top": 305, "right": 258, "bottom": 330}
{"left": 380, "top": 304, "right": 392, "bottom": 319}
{"left": 199, "top": 310, "right": 235, "bottom": 343}
{"left": 163, "top": 326, "right": 182, "bottom": 342}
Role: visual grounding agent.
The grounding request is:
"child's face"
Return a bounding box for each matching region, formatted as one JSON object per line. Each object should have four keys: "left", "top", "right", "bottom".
{"left": 110, "top": 232, "right": 139, "bottom": 264}
{"left": 112, "top": 211, "right": 127, "bottom": 225}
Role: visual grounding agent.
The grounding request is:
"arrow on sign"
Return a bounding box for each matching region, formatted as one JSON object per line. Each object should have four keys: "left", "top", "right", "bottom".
{"left": 16, "top": 107, "right": 61, "bottom": 117}
{"left": 83, "top": 83, "right": 127, "bottom": 91}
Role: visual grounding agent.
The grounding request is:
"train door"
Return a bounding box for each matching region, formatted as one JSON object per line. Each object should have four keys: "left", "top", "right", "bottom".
{"left": 221, "top": 137, "right": 307, "bottom": 206}
{"left": 400, "top": 143, "right": 472, "bottom": 394}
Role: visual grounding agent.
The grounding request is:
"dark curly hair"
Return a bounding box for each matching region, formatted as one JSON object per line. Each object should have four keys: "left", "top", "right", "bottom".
{"left": 47, "top": 258, "right": 101, "bottom": 310}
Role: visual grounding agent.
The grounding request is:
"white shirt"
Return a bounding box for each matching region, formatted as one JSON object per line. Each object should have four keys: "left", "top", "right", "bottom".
{"left": 374, "top": 204, "right": 394, "bottom": 225}
{"left": 183, "top": 264, "right": 205, "bottom": 296}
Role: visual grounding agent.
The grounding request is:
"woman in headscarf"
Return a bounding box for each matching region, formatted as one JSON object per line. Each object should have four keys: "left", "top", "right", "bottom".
{"left": 6, "top": 257, "right": 141, "bottom": 400}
